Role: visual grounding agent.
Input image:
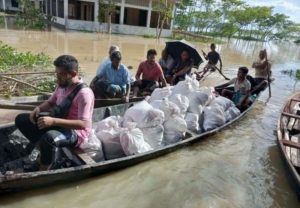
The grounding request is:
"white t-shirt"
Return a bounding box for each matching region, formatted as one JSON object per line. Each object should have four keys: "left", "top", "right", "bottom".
{"left": 96, "top": 57, "right": 110, "bottom": 76}
{"left": 228, "top": 78, "right": 251, "bottom": 95}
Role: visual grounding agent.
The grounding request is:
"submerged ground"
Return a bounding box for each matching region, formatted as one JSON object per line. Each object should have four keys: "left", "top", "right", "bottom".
{"left": 0, "top": 27, "right": 300, "bottom": 207}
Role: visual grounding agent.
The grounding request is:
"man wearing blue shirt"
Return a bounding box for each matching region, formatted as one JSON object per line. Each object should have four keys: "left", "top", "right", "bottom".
{"left": 94, "top": 51, "right": 130, "bottom": 102}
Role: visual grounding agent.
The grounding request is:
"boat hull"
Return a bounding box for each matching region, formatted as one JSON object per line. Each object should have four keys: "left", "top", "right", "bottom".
{"left": 277, "top": 92, "right": 300, "bottom": 197}
{"left": 0, "top": 94, "right": 262, "bottom": 194}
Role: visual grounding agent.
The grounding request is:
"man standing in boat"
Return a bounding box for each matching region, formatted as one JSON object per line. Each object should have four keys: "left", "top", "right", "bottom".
{"left": 15, "top": 55, "right": 95, "bottom": 170}
{"left": 252, "top": 49, "right": 271, "bottom": 93}
{"left": 133, "top": 49, "right": 167, "bottom": 97}
{"left": 93, "top": 51, "right": 131, "bottom": 102}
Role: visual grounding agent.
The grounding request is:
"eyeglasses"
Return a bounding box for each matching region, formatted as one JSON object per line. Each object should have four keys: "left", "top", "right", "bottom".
{"left": 55, "top": 71, "right": 68, "bottom": 77}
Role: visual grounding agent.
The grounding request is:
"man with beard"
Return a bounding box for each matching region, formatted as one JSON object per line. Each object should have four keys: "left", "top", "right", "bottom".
{"left": 15, "top": 55, "right": 95, "bottom": 170}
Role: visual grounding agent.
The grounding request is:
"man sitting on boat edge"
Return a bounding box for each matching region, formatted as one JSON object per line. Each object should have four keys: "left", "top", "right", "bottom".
{"left": 133, "top": 49, "right": 167, "bottom": 97}
{"left": 215, "top": 66, "right": 251, "bottom": 109}
{"left": 15, "top": 55, "right": 95, "bottom": 170}
{"left": 92, "top": 51, "right": 131, "bottom": 102}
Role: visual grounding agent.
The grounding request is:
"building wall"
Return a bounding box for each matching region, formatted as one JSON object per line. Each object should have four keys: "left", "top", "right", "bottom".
{"left": 0, "top": 0, "right": 20, "bottom": 11}
{"left": 62, "top": 18, "right": 172, "bottom": 37}
{"left": 47, "top": 0, "right": 175, "bottom": 37}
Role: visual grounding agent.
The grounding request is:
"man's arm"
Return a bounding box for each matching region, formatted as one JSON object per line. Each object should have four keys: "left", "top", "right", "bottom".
{"left": 135, "top": 63, "right": 142, "bottom": 81}
{"left": 37, "top": 117, "right": 89, "bottom": 130}
{"left": 215, "top": 82, "right": 231, "bottom": 89}
{"left": 30, "top": 100, "right": 54, "bottom": 123}
{"left": 160, "top": 75, "right": 167, "bottom": 87}
{"left": 37, "top": 89, "right": 94, "bottom": 129}
{"left": 252, "top": 59, "right": 268, "bottom": 69}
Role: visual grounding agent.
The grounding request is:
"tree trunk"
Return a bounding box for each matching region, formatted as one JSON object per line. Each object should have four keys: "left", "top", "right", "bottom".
{"left": 107, "top": 12, "right": 112, "bottom": 34}
{"left": 158, "top": 16, "right": 166, "bottom": 39}
{"left": 156, "top": 13, "right": 161, "bottom": 39}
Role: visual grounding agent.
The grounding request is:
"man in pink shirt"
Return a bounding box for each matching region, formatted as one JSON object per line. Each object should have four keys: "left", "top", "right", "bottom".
{"left": 15, "top": 55, "right": 95, "bottom": 170}
{"left": 133, "top": 49, "right": 167, "bottom": 96}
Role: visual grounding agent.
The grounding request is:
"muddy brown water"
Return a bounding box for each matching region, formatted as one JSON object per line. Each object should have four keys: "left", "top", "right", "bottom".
{"left": 0, "top": 27, "right": 300, "bottom": 207}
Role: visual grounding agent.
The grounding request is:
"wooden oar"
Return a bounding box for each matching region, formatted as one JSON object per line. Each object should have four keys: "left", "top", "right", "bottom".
{"left": 211, "top": 65, "right": 230, "bottom": 80}
{"left": 0, "top": 103, "right": 35, "bottom": 111}
{"left": 265, "top": 49, "right": 272, "bottom": 103}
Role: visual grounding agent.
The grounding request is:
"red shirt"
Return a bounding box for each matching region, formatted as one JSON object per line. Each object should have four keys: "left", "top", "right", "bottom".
{"left": 136, "top": 61, "right": 164, "bottom": 81}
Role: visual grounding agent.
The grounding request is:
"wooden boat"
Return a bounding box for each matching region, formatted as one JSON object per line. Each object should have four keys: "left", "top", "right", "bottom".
{"left": 0, "top": 88, "right": 265, "bottom": 194}
{"left": 277, "top": 92, "right": 300, "bottom": 196}
{"left": 0, "top": 96, "right": 145, "bottom": 111}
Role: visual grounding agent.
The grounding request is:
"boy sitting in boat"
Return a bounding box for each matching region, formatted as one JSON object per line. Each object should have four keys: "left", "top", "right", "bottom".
{"left": 92, "top": 51, "right": 131, "bottom": 102}
{"left": 15, "top": 55, "right": 95, "bottom": 170}
{"left": 133, "top": 49, "right": 167, "bottom": 97}
{"left": 215, "top": 67, "right": 251, "bottom": 109}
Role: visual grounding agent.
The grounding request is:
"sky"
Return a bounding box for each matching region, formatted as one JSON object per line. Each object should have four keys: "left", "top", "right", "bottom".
{"left": 245, "top": 0, "right": 300, "bottom": 23}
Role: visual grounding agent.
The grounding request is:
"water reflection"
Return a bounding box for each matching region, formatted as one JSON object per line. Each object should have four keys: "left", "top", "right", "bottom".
{"left": 0, "top": 27, "right": 300, "bottom": 207}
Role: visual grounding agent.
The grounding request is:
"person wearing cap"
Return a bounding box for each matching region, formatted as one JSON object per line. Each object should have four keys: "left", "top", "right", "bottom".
{"left": 96, "top": 45, "right": 120, "bottom": 76}
{"left": 94, "top": 51, "right": 130, "bottom": 102}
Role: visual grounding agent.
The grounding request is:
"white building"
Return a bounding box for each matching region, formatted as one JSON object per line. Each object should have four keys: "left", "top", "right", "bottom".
{"left": 40, "top": 0, "right": 176, "bottom": 37}
{"left": 0, "top": 0, "right": 21, "bottom": 11}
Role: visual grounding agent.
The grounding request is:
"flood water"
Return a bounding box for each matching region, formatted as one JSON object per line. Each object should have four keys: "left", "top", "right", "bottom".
{"left": 1, "top": 26, "right": 300, "bottom": 207}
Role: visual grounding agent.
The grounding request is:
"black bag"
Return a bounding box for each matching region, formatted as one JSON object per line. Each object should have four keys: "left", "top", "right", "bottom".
{"left": 48, "top": 83, "right": 88, "bottom": 118}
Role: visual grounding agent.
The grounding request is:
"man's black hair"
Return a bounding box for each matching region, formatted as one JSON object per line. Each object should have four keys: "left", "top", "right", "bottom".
{"left": 239, "top": 66, "right": 249, "bottom": 74}
{"left": 54, "top": 55, "right": 78, "bottom": 72}
{"left": 211, "top": 43, "right": 216, "bottom": 48}
{"left": 111, "top": 51, "right": 122, "bottom": 61}
{"left": 147, "top": 49, "right": 157, "bottom": 57}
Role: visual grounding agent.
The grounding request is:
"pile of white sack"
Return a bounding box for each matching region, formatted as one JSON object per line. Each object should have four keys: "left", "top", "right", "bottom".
{"left": 79, "top": 75, "right": 241, "bottom": 161}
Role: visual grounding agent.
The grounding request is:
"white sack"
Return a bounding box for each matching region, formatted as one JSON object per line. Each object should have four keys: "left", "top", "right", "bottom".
{"left": 100, "top": 135, "right": 125, "bottom": 160}
{"left": 149, "top": 100, "right": 162, "bottom": 109}
{"left": 211, "top": 96, "right": 235, "bottom": 112}
{"left": 123, "top": 101, "right": 165, "bottom": 128}
{"left": 149, "top": 87, "right": 172, "bottom": 102}
{"left": 163, "top": 116, "right": 187, "bottom": 145}
{"left": 198, "top": 87, "right": 215, "bottom": 105}
{"left": 187, "top": 91, "right": 206, "bottom": 114}
{"left": 95, "top": 116, "right": 125, "bottom": 160}
{"left": 79, "top": 129, "right": 105, "bottom": 161}
{"left": 169, "top": 94, "right": 189, "bottom": 116}
{"left": 95, "top": 116, "right": 122, "bottom": 132}
{"left": 185, "top": 113, "right": 200, "bottom": 132}
{"left": 120, "top": 124, "right": 152, "bottom": 156}
{"left": 172, "top": 80, "right": 193, "bottom": 95}
{"left": 203, "top": 104, "right": 226, "bottom": 131}
{"left": 225, "top": 106, "right": 241, "bottom": 122}
{"left": 141, "top": 125, "right": 164, "bottom": 149}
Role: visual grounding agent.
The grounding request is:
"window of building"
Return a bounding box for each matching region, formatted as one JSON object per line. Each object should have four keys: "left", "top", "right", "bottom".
{"left": 11, "top": 0, "right": 19, "bottom": 8}
{"left": 124, "top": 7, "right": 147, "bottom": 27}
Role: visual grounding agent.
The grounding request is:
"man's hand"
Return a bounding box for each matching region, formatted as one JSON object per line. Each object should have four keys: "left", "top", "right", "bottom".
{"left": 37, "top": 116, "right": 55, "bottom": 129}
{"left": 122, "top": 96, "right": 129, "bottom": 103}
{"left": 30, "top": 107, "right": 40, "bottom": 124}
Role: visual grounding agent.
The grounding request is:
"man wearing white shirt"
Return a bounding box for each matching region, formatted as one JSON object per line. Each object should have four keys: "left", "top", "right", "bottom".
{"left": 96, "top": 45, "right": 120, "bottom": 76}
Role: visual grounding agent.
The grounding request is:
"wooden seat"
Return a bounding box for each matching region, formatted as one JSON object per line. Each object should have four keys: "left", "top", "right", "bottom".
{"left": 291, "top": 98, "right": 300, "bottom": 103}
{"left": 74, "top": 149, "right": 95, "bottom": 165}
{"left": 282, "top": 112, "right": 300, "bottom": 120}
{"left": 282, "top": 139, "right": 300, "bottom": 149}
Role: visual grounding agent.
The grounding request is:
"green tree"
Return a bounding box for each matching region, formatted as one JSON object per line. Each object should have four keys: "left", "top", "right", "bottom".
{"left": 98, "top": 0, "right": 118, "bottom": 34}
{"left": 15, "top": 0, "right": 49, "bottom": 30}
{"left": 153, "top": 0, "right": 176, "bottom": 39}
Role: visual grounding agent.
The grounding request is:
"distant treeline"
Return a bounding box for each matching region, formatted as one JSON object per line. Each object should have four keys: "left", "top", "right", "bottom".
{"left": 175, "top": 0, "right": 300, "bottom": 41}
